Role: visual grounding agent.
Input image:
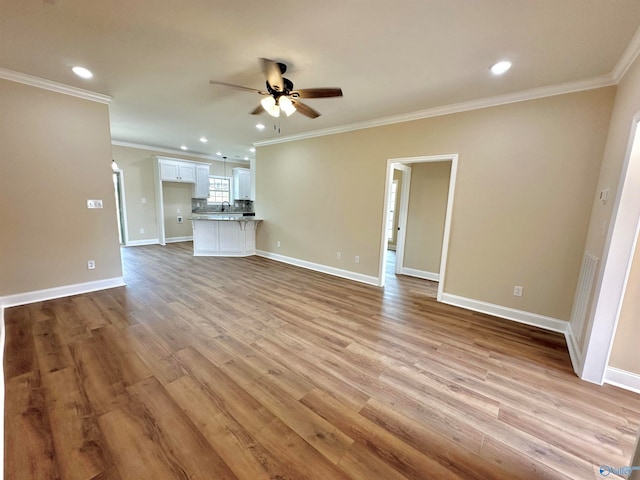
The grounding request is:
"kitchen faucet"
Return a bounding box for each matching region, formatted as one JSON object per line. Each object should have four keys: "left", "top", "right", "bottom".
{"left": 221, "top": 201, "right": 230, "bottom": 212}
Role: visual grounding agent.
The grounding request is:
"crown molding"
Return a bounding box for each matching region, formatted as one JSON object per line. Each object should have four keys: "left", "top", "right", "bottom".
{"left": 612, "top": 26, "right": 640, "bottom": 82}
{"left": 111, "top": 139, "right": 250, "bottom": 163}
{"left": 254, "top": 74, "right": 615, "bottom": 148}
{"left": 0, "top": 67, "right": 112, "bottom": 104}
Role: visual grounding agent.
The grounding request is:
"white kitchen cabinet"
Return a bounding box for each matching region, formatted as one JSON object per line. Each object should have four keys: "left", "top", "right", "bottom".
{"left": 192, "top": 217, "right": 261, "bottom": 256}
{"left": 159, "top": 159, "right": 196, "bottom": 183}
{"left": 194, "top": 164, "right": 210, "bottom": 198}
{"left": 233, "top": 167, "right": 251, "bottom": 200}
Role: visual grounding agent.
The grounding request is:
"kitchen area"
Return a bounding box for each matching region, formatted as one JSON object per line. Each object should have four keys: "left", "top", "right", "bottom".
{"left": 154, "top": 156, "right": 261, "bottom": 256}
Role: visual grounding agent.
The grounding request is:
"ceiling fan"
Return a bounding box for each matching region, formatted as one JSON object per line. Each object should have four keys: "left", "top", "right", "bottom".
{"left": 209, "top": 58, "right": 343, "bottom": 119}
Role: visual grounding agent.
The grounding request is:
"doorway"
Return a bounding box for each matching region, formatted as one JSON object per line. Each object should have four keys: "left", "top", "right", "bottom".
{"left": 379, "top": 155, "right": 458, "bottom": 302}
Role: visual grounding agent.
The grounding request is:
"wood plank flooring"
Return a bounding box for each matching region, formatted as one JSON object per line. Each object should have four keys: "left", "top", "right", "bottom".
{"left": 4, "top": 242, "right": 640, "bottom": 479}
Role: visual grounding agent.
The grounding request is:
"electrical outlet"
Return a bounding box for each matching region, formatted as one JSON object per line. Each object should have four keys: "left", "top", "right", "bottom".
{"left": 141, "top": 197, "right": 147, "bottom": 204}
{"left": 87, "top": 260, "right": 95, "bottom": 270}
{"left": 87, "top": 199, "right": 103, "bottom": 209}
{"left": 277, "top": 241, "right": 281, "bottom": 248}
{"left": 513, "top": 285, "right": 523, "bottom": 297}
{"left": 336, "top": 252, "right": 341, "bottom": 260}
{"left": 140, "top": 228, "right": 145, "bottom": 234}
{"left": 355, "top": 255, "right": 360, "bottom": 264}
{"left": 177, "top": 215, "right": 183, "bottom": 224}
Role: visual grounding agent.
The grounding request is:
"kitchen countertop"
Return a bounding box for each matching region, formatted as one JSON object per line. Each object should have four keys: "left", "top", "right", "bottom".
{"left": 190, "top": 214, "right": 262, "bottom": 221}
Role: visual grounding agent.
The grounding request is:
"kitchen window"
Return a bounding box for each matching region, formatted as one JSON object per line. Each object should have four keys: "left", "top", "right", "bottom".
{"left": 208, "top": 176, "right": 231, "bottom": 204}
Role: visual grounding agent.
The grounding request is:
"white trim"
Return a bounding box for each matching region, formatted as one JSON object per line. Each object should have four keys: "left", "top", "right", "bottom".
{"left": 612, "top": 26, "right": 640, "bottom": 82}
{"left": 256, "top": 250, "right": 380, "bottom": 286}
{"left": 0, "top": 277, "right": 125, "bottom": 309}
{"left": 1, "top": 306, "right": 5, "bottom": 480}
{"left": 125, "top": 238, "right": 160, "bottom": 247}
{"left": 0, "top": 67, "right": 112, "bottom": 104}
{"left": 400, "top": 268, "right": 440, "bottom": 282}
{"left": 165, "top": 236, "right": 193, "bottom": 243}
{"left": 254, "top": 76, "right": 614, "bottom": 148}
{"left": 111, "top": 140, "right": 250, "bottom": 163}
{"left": 605, "top": 367, "right": 640, "bottom": 394}
{"left": 440, "top": 293, "right": 568, "bottom": 334}
{"left": 565, "top": 323, "right": 584, "bottom": 377}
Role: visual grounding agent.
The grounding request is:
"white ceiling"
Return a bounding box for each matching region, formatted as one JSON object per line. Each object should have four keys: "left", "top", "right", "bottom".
{"left": 2, "top": 0, "right": 640, "bottom": 162}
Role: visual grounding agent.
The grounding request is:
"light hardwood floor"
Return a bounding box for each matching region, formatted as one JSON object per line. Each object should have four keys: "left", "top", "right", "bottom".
{"left": 4, "top": 242, "right": 640, "bottom": 479}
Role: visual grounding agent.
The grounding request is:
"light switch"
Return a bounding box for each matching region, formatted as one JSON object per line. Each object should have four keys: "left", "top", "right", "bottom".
{"left": 87, "top": 199, "right": 103, "bottom": 209}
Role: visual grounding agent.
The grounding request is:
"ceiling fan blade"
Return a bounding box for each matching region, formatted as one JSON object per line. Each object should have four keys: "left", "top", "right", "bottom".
{"left": 250, "top": 104, "right": 265, "bottom": 115}
{"left": 209, "top": 80, "right": 266, "bottom": 94}
{"left": 259, "top": 58, "right": 284, "bottom": 92}
{"left": 291, "top": 88, "right": 343, "bottom": 98}
{"left": 291, "top": 99, "right": 321, "bottom": 119}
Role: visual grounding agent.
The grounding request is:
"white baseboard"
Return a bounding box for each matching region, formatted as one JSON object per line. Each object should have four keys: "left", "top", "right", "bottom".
{"left": 565, "top": 323, "right": 584, "bottom": 377}
{"left": 0, "top": 277, "right": 126, "bottom": 309}
{"left": 256, "top": 250, "right": 380, "bottom": 286}
{"left": 440, "top": 293, "right": 568, "bottom": 333}
{"left": 605, "top": 367, "right": 640, "bottom": 394}
{"left": 400, "top": 267, "right": 440, "bottom": 282}
{"left": 125, "top": 238, "right": 160, "bottom": 247}
{"left": 166, "top": 236, "right": 193, "bottom": 244}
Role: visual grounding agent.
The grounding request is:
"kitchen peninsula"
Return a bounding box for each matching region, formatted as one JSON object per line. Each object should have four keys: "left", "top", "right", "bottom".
{"left": 191, "top": 214, "right": 262, "bottom": 256}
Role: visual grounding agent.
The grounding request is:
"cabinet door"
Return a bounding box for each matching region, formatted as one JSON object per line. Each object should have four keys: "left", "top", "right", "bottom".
{"left": 194, "top": 165, "right": 210, "bottom": 198}
{"left": 160, "top": 161, "right": 180, "bottom": 181}
{"left": 178, "top": 164, "right": 196, "bottom": 183}
{"left": 233, "top": 168, "right": 251, "bottom": 200}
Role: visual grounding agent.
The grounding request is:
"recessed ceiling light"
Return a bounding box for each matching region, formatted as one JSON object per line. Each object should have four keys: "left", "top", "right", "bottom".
{"left": 216, "top": 151, "right": 222, "bottom": 156}
{"left": 180, "top": 145, "right": 188, "bottom": 150}
{"left": 490, "top": 61, "right": 512, "bottom": 75}
{"left": 199, "top": 137, "right": 208, "bottom": 143}
{"left": 244, "top": 156, "right": 249, "bottom": 161}
{"left": 256, "top": 123, "right": 265, "bottom": 130}
{"left": 72, "top": 66, "right": 93, "bottom": 79}
{"left": 250, "top": 147, "right": 256, "bottom": 153}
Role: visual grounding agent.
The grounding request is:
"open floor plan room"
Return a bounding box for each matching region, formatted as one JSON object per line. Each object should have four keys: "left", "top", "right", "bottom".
{"left": 4, "top": 243, "right": 640, "bottom": 479}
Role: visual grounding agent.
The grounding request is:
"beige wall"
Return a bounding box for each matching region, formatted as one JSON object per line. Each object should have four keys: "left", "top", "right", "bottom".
{"left": 0, "top": 79, "right": 122, "bottom": 297}
{"left": 256, "top": 87, "right": 615, "bottom": 321}
{"left": 162, "top": 183, "right": 193, "bottom": 239}
{"left": 111, "top": 144, "right": 246, "bottom": 243}
{"left": 403, "top": 162, "right": 451, "bottom": 274}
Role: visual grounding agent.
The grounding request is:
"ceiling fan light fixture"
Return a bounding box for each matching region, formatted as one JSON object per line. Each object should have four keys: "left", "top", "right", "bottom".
{"left": 261, "top": 96, "right": 280, "bottom": 117}
{"left": 279, "top": 96, "right": 296, "bottom": 116}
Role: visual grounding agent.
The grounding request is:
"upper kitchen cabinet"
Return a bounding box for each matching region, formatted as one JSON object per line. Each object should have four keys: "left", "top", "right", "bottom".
{"left": 194, "top": 164, "right": 210, "bottom": 199}
{"left": 233, "top": 167, "right": 251, "bottom": 200}
{"left": 159, "top": 158, "right": 196, "bottom": 183}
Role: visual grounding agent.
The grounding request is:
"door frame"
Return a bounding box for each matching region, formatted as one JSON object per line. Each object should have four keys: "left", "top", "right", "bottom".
{"left": 581, "top": 113, "right": 640, "bottom": 384}
{"left": 378, "top": 154, "right": 459, "bottom": 302}
{"left": 113, "top": 168, "right": 129, "bottom": 246}
{"left": 393, "top": 164, "right": 412, "bottom": 275}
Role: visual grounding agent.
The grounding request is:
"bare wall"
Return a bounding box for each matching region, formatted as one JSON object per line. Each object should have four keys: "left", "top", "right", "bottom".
{"left": 256, "top": 87, "right": 615, "bottom": 321}
{"left": 0, "top": 79, "right": 122, "bottom": 297}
